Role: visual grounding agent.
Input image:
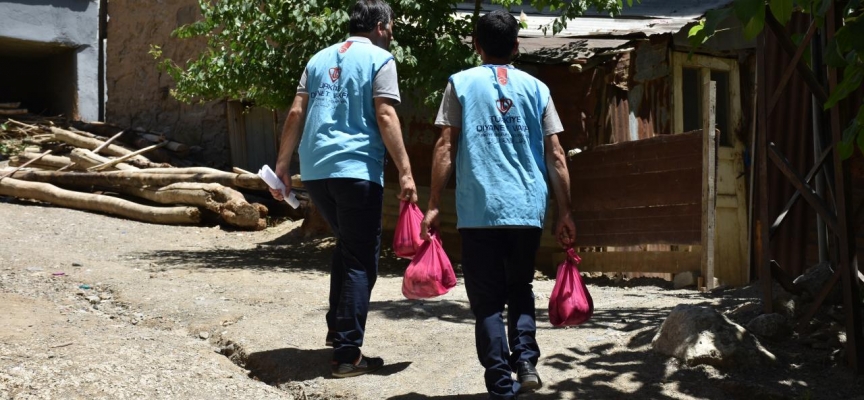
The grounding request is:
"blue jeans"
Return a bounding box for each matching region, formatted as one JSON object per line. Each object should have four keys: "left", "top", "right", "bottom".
{"left": 459, "top": 228, "right": 543, "bottom": 400}
{"left": 304, "top": 178, "right": 383, "bottom": 364}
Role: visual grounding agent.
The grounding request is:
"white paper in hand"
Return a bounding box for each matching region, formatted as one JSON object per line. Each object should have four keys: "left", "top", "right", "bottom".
{"left": 258, "top": 165, "right": 299, "bottom": 208}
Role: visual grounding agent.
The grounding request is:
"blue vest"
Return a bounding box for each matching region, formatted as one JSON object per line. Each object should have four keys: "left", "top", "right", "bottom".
{"left": 450, "top": 65, "right": 550, "bottom": 228}
{"left": 299, "top": 39, "right": 394, "bottom": 186}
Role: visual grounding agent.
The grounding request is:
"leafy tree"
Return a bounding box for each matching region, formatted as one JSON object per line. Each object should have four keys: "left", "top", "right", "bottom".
{"left": 152, "top": 0, "right": 634, "bottom": 112}
{"left": 688, "top": 0, "right": 864, "bottom": 158}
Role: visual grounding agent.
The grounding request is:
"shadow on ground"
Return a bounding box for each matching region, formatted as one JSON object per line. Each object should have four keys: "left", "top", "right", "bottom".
{"left": 131, "top": 231, "right": 413, "bottom": 278}
{"left": 244, "top": 347, "right": 411, "bottom": 384}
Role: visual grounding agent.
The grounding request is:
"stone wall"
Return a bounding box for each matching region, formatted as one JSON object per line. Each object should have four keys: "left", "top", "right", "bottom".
{"left": 105, "top": 0, "right": 229, "bottom": 167}
{"left": 0, "top": 0, "right": 101, "bottom": 121}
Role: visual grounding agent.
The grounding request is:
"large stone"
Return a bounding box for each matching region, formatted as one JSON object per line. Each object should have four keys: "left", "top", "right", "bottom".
{"left": 794, "top": 262, "right": 842, "bottom": 305}
{"left": 746, "top": 313, "right": 791, "bottom": 341}
{"left": 652, "top": 304, "right": 777, "bottom": 368}
{"left": 772, "top": 289, "right": 802, "bottom": 319}
{"left": 673, "top": 271, "right": 699, "bottom": 289}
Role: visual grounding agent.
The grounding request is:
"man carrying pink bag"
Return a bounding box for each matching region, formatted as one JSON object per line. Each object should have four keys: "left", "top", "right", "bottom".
{"left": 393, "top": 200, "right": 458, "bottom": 299}
{"left": 420, "top": 10, "right": 575, "bottom": 400}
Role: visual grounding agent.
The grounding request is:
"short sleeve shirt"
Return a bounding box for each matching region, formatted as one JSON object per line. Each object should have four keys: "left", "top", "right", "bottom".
{"left": 434, "top": 82, "right": 563, "bottom": 134}
{"left": 298, "top": 38, "right": 400, "bottom": 104}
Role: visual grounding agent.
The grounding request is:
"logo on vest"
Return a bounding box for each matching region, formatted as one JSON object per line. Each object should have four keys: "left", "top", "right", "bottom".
{"left": 496, "top": 67, "right": 509, "bottom": 85}
{"left": 328, "top": 67, "right": 341, "bottom": 82}
{"left": 496, "top": 98, "right": 513, "bottom": 114}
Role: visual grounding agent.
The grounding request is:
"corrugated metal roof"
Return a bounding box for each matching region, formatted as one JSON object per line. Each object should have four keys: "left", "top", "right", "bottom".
{"left": 517, "top": 37, "right": 631, "bottom": 63}
{"left": 456, "top": 0, "right": 732, "bottom": 18}
{"left": 455, "top": 0, "right": 733, "bottom": 38}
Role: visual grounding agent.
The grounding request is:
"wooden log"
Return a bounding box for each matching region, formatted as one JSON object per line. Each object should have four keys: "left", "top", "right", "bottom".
{"left": 1, "top": 169, "right": 269, "bottom": 191}
{"left": 136, "top": 131, "right": 190, "bottom": 155}
{"left": 9, "top": 152, "right": 71, "bottom": 170}
{"left": 69, "top": 148, "right": 138, "bottom": 171}
{"left": 119, "top": 182, "right": 265, "bottom": 230}
{"left": 92, "top": 130, "right": 126, "bottom": 154}
{"left": 1, "top": 151, "right": 52, "bottom": 179}
{"left": 88, "top": 141, "right": 168, "bottom": 171}
{"left": 49, "top": 127, "right": 164, "bottom": 169}
{"left": 125, "top": 167, "right": 225, "bottom": 175}
{"left": 0, "top": 102, "right": 21, "bottom": 109}
{"left": 133, "top": 137, "right": 173, "bottom": 163}
{"left": 71, "top": 121, "right": 124, "bottom": 137}
{"left": 0, "top": 177, "right": 200, "bottom": 225}
{"left": 0, "top": 109, "right": 28, "bottom": 116}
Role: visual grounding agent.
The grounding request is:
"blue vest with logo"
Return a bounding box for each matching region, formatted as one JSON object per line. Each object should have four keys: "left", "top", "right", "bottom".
{"left": 449, "top": 65, "right": 550, "bottom": 228}
{"left": 299, "top": 39, "right": 394, "bottom": 186}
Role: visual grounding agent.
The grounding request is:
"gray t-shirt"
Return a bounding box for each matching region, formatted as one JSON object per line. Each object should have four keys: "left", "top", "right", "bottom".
{"left": 434, "top": 82, "right": 563, "bottom": 135}
{"left": 297, "top": 37, "right": 400, "bottom": 104}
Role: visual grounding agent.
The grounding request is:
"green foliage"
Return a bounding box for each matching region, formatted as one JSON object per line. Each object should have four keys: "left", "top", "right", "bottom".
{"left": 154, "top": 0, "right": 633, "bottom": 111}
{"left": 695, "top": 0, "right": 864, "bottom": 159}
{"left": 0, "top": 141, "right": 23, "bottom": 157}
{"left": 688, "top": 8, "right": 733, "bottom": 47}
{"left": 734, "top": 0, "right": 767, "bottom": 40}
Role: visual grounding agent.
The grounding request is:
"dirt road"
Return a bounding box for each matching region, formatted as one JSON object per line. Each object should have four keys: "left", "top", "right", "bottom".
{"left": 1, "top": 199, "right": 862, "bottom": 399}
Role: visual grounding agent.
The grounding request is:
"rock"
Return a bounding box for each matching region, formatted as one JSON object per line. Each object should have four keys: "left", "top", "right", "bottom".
{"left": 199, "top": 331, "right": 210, "bottom": 340}
{"left": 86, "top": 295, "right": 101, "bottom": 304}
{"left": 673, "top": 271, "right": 699, "bottom": 289}
{"left": 746, "top": 313, "right": 790, "bottom": 341}
{"left": 772, "top": 289, "right": 801, "bottom": 319}
{"left": 828, "top": 332, "right": 847, "bottom": 349}
{"left": 725, "top": 302, "right": 762, "bottom": 325}
{"left": 652, "top": 304, "right": 777, "bottom": 368}
{"left": 99, "top": 293, "right": 113, "bottom": 300}
{"left": 793, "top": 262, "right": 842, "bottom": 305}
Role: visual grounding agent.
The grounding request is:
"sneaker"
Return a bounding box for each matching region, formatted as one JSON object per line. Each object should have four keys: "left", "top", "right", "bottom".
{"left": 516, "top": 361, "right": 542, "bottom": 391}
{"left": 331, "top": 354, "right": 384, "bottom": 378}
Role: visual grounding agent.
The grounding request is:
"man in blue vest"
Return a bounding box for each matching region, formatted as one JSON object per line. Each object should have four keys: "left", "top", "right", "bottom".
{"left": 272, "top": 0, "right": 417, "bottom": 378}
{"left": 420, "top": 10, "right": 575, "bottom": 399}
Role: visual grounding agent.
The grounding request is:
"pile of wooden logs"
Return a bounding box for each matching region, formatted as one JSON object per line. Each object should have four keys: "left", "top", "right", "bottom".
{"left": 0, "top": 102, "right": 28, "bottom": 116}
{"left": 0, "top": 118, "right": 283, "bottom": 231}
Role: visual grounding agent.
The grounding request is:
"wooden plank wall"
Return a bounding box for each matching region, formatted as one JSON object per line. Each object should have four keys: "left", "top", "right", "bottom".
{"left": 227, "top": 101, "right": 278, "bottom": 171}
{"left": 569, "top": 131, "right": 704, "bottom": 274}
{"left": 379, "top": 131, "right": 705, "bottom": 276}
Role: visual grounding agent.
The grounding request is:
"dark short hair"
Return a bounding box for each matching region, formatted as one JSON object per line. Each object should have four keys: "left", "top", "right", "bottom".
{"left": 475, "top": 10, "right": 519, "bottom": 59}
{"left": 349, "top": 0, "right": 393, "bottom": 35}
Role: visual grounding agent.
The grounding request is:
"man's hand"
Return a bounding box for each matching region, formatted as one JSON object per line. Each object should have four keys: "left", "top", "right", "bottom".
{"left": 270, "top": 166, "right": 292, "bottom": 202}
{"left": 555, "top": 213, "right": 576, "bottom": 249}
{"left": 399, "top": 173, "right": 418, "bottom": 203}
{"left": 271, "top": 93, "right": 307, "bottom": 202}
{"left": 420, "top": 208, "right": 440, "bottom": 241}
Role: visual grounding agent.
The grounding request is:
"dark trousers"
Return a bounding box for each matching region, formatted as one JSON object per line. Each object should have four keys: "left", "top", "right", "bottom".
{"left": 459, "top": 228, "right": 543, "bottom": 400}
{"left": 304, "top": 178, "right": 383, "bottom": 364}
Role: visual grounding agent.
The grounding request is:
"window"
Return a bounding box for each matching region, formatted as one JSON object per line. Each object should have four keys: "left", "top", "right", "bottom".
{"left": 673, "top": 53, "right": 740, "bottom": 149}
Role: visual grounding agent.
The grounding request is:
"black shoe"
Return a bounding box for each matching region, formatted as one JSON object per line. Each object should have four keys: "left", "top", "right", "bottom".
{"left": 516, "top": 361, "right": 542, "bottom": 391}
{"left": 331, "top": 355, "right": 384, "bottom": 378}
{"left": 325, "top": 331, "right": 335, "bottom": 347}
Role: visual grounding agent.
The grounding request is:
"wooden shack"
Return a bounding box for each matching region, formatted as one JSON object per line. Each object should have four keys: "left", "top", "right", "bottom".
{"left": 385, "top": 1, "right": 755, "bottom": 287}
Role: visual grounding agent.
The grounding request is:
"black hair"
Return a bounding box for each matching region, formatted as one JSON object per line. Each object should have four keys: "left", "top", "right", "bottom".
{"left": 349, "top": 0, "right": 393, "bottom": 35}
{"left": 475, "top": 10, "right": 519, "bottom": 60}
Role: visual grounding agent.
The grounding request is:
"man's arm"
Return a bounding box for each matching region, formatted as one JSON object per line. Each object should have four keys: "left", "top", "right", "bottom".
{"left": 420, "top": 126, "right": 459, "bottom": 240}
{"left": 374, "top": 97, "right": 417, "bottom": 203}
{"left": 544, "top": 134, "right": 576, "bottom": 248}
{"left": 271, "top": 94, "right": 309, "bottom": 201}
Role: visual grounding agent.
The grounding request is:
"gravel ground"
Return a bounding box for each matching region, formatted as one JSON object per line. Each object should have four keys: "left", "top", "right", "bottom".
{"left": 1, "top": 197, "right": 863, "bottom": 400}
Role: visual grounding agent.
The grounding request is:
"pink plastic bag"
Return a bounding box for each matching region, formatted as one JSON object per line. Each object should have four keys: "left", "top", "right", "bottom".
{"left": 393, "top": 200, "right": 424, "bottom": 259}
{"left": 549, "top": 248, "right": 594, "bottom": 327}
{"left": 402, "top": 231, "right": 457, "bottom": 299}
